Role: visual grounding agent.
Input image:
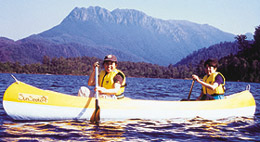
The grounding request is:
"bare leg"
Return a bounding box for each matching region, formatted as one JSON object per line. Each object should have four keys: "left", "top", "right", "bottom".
{"left": 78, "top": 86, "right": 91, "bottom": 97}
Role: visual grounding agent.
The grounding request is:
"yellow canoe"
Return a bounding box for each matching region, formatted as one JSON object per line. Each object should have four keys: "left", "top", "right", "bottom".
{"left": 3, "top": 81, "right": 256, "bottom": 121}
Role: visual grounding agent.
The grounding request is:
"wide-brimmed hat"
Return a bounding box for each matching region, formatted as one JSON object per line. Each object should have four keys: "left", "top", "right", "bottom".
{"left": 103, "top": 55, "right": 117, "bottom": 63}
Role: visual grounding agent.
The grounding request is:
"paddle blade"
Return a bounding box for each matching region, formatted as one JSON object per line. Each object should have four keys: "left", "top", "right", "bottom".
{"left": 90, "top": 100, "right": 100, "bottom": 124}
{"left": 90, "top": 107, "right": 100, "bottom": 124}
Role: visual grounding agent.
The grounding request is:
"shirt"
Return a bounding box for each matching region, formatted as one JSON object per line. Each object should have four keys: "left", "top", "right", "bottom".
{"left": 215, "top": 74, "right": 224, "bottom": 86}
{"left": 113, "top": 73, "right": 123, "bottom": 85}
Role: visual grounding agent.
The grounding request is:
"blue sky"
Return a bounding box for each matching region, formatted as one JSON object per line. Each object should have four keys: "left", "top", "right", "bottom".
{"left": 0, "top": 0, "right": 259, "bottom": 41}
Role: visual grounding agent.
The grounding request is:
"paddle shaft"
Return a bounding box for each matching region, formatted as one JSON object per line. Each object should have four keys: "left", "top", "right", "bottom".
{"left": 187, "top": 79, "right": 195, "bottom": 100}
{"left": 90, "top": 64, "right": 100, "bottom": 124}
{"left": 94, "top": 64, "right": 99, "bottom": 113}
{"left": 95, "top": 65, "right": 99, "bottom": 99}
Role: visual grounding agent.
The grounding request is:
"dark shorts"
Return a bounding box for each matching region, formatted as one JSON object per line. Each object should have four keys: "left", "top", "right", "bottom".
{"left": 201, "top": 94, "right": 224, "bottom": 100}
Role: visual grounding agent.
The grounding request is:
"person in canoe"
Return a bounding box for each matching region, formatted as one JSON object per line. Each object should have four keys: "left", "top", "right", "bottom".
{"left": 192, "top": 58, "right": 225, "bottom": 100}
{"left": 78, "top": 54, "right": 126, "bottom": 99}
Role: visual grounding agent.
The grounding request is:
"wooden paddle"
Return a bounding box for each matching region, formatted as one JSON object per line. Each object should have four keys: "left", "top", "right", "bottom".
{"left": 90, "top": 64, "right": 100, "bottom": 124}
{"left": 187, "top": 79, "right": 195, "bottom": 100}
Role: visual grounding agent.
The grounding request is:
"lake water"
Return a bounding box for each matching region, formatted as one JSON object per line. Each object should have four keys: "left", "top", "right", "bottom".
{"left": 0, "top": 73, "right": 260, "bottom": 141}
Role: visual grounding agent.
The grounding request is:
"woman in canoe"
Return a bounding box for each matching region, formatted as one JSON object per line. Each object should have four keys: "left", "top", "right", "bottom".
{"left": 78, "top": 55, "right": 126, "bottom": 99}
{"left": 192, "top": 58, "right": 225, "bottom": 100}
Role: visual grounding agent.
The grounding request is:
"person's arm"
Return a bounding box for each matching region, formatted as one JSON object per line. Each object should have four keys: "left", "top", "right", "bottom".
{"left": 88, "top": 62, "right": 99, "bottom": 86}
{"left": 95, "top": 82, "right": 121, "bottom": 95}
{"left": 192, "top": 74, "right": 219, "bottom": 90}
{"left": 94, "top": 74, "right": 123, "bottom": 95}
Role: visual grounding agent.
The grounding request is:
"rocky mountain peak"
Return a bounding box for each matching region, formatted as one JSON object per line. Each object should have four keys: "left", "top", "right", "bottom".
{"left": 63, "top": 6, "right": 152, "bottom": 26}
{"left": 64, "top": 6, "right": 113, "bottom": 22}
{"left": 111, "top": 8, "right": 149, "bottom": 24}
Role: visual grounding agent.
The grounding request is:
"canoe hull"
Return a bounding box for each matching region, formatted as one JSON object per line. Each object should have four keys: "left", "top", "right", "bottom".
{"left": 3, "top": 82, "right": 256, "bottom": 121}
{"left": 3, "top": 101, "right": 94, "bottom": 120}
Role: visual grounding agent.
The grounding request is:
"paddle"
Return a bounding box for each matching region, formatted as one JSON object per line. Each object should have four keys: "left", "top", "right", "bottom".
{"left": 187, "top": 79, "right": 195, "bottom": 100}
{"left": 90, "top": 64, "right": 100, "bottom": 124}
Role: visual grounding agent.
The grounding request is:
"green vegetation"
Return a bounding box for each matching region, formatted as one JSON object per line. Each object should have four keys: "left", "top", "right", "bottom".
{"left": 0, "top": 56, "right": 192, "bottom": 79}
{"left": 175, "top": 41, "right": 240, "bottom": 66}
{"left": 1, "top": 25, "right": 260, "bottom": 83}
{"left": 218, "top": 26, "right": 260, "bottom": 82}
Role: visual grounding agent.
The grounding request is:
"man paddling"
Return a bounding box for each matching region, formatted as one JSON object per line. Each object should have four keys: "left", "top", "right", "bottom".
{"left": 78, "top": 55, "right": 126, "bottom": 99}
{"left": 192, "top": 58, "right": 225, "bottom": 100}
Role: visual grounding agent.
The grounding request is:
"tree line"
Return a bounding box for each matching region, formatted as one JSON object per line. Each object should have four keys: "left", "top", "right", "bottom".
{"left": 1, "top": 25, "right": 259, "bottom": 83}
{"left": 0, "top": 56, "right": 193, "bottom": 79}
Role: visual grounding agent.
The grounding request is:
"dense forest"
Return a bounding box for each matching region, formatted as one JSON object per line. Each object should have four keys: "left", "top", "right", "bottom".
{"left": 1, "top": 25, "right": 260, "bottom": 82}
{"left": 0, "top": 56, "right": 191, "bottom": 79}
{"left": 218, "top": 26, "right": 260, "bottom": 82}
{"left": 174, "top": 41, "right": 240, "bottom": 66}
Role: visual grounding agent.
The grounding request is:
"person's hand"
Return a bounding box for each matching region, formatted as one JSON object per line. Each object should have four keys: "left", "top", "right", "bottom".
{"left": 93, "top": 62, "right": 99, "bottom": 70}
{"left": 94, "top": 86, "right": 105, "bottom": 94}
{"left": 192, "top": 74, "right": 199, "bottom": 81}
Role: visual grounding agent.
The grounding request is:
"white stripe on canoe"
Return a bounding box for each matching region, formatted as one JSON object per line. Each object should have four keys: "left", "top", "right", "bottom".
{"left": 3, "top": 101, "right": 256, "bottom": 120}
{"left": 3, "top": 101, "right": 94, "bottom": 120}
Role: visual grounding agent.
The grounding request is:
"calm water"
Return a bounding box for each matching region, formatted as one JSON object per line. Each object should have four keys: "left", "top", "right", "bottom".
{"left": 0, "top": 73, "right": 260, "bottom": 141}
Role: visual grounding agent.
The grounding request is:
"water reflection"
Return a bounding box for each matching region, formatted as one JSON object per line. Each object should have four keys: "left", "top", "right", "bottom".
{"left": 2, "top": 120, "right": 125, "bottom": 141}
{"left": 2, "top": 117, "right": 255, "bottom": 141}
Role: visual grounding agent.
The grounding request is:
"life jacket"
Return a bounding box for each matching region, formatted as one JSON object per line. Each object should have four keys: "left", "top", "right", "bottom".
{"left": 99, "top": 69, "right": 126, "bottom": 97}
{"left": 202, "top": 72, "right": 225, "bottom": 95}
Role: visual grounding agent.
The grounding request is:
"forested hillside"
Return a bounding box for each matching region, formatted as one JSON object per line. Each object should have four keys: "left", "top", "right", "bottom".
{"left": 193, "top": 26, "right": 260, "bottom": 82}
{"left": 175, "top": 41, "right": 240, "bottom": 66}
{"left": 218, "top": 26, "right": 260, "bottom": 82}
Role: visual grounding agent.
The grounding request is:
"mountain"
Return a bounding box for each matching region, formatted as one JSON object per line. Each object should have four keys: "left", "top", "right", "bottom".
{"left": 1, "top": 6, "right": 235, "bottom": 65}
{"left": 0, "top": 37, "right": 135, "bottom": 64}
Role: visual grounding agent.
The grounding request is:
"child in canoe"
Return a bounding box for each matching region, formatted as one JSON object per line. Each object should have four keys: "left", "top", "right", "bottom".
{"left": 192, "top": 58, "right": 225, "bottom": 100}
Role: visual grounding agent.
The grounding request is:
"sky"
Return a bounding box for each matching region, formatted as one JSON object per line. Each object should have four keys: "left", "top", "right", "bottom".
{"left": 0, "top": 0, "right": 259, "bottom": 41}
